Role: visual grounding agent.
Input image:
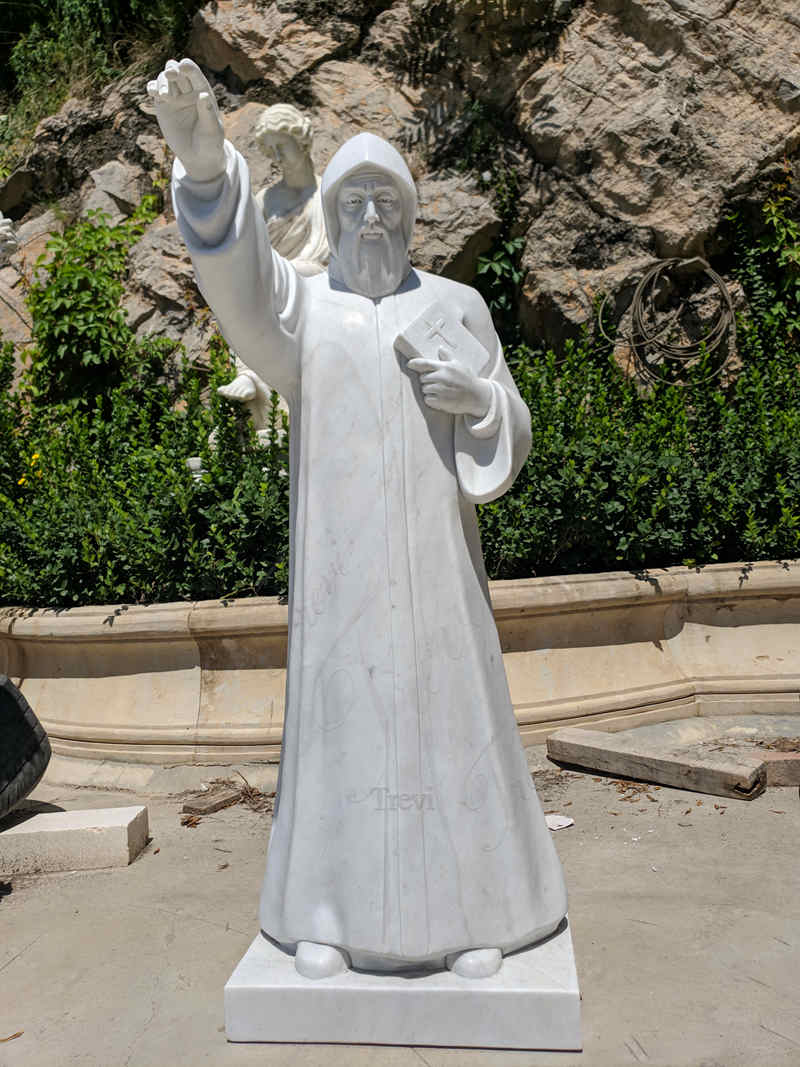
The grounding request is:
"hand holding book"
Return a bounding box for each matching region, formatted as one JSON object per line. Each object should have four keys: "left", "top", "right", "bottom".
{"left": 395, "top": 302, "right": 493, "bottom": 418}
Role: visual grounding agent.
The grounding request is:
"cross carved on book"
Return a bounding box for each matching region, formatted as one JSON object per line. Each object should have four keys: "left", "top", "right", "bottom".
{"left": 423, "top": 315, "right": 458, "bottom": 353}
{"left": 394, "top": 302, "right": 492, "bottom": 377}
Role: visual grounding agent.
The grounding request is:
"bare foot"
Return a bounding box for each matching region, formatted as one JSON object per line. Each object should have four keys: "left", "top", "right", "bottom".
{"left": 294, "top": 940, "right": 349, "bottom": 979}
{"left": 446, "top": 947, "right": 502, "bottom": 978}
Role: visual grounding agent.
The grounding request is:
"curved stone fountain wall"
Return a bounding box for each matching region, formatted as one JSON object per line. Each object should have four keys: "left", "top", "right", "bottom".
{"left": 1, "top": 561, "right": 798, "bottom": 765}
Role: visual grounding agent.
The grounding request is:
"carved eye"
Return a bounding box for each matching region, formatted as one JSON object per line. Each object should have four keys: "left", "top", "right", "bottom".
{"left": 345, "top": 196, "right": 363, "bottom": 208}
{"left": 378, "top": 195, "right": 396, "bottom": 206}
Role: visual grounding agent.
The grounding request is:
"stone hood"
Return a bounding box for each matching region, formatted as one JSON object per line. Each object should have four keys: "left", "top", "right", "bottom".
{"left": 320, "top": 131, "right": 417, "bottom": 259}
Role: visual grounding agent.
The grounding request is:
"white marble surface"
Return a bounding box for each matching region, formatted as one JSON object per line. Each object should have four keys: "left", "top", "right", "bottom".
{"left": 253, "top": 102, "right": 328, "bottom": 275}
{"left": 150, "top": 57, "right": 569, "bottom": 980}
{"left": 225, "top": 920, "right": 581, "bottom": 1049}
{"left": 0, "top": 211, "right": 18, "bottom": 262}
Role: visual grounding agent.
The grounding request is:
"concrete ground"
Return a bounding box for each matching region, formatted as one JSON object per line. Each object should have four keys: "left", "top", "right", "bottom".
{"left": 1, "top": 749, "right": 798, "bottom": 1067}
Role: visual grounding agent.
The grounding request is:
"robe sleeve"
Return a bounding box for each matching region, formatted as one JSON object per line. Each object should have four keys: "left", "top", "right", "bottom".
{"left": 454, "top": 292, "right": 532, "bottom": 505}
{"left": 171, "top": 140, "right": 301, "bottom": 404}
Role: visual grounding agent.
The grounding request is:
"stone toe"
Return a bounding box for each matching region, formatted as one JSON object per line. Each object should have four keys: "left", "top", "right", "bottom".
{"left": 446, "top": 947, "right": 503, "bottom": 978}
{"left": 294, "top": 940, "right": 349, "bottom": 979}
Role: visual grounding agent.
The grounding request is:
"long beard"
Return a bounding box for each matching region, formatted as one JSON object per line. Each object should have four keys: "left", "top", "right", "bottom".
{"left": 337, "top": 228, "right": 408, "bottom": 299}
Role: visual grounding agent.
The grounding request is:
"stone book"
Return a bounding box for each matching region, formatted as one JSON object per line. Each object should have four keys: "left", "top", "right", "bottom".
{"left": 394, "top": 301, "right": 492, "bottom": 376}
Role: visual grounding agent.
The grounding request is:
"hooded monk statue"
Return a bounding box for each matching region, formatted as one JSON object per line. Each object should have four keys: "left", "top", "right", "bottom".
{"left": 148, "top": 58, "right": 567, "bottom": 983}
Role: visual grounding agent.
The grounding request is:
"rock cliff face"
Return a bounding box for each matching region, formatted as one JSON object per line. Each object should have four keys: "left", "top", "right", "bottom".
{"left": 517, "top": 0, "right": 800, "bottom": 343}
{"left": 1, "top": 0, "right": 799, "bottom": 361}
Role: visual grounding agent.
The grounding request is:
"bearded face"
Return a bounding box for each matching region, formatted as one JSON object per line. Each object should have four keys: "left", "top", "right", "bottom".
{"left": 335, "top": 172, "right": 408, "bottom": 299}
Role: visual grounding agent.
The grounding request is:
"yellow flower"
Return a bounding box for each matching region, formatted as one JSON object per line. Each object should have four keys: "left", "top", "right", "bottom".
{"left": 30, "top": 452, "right": 40, "bottom": 466}
{"left": 18, "top": 475, "right": 26, "bottom": 485}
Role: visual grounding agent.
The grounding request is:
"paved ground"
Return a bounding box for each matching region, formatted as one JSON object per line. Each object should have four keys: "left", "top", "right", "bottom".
{"left": 1, "top": 750, "right": 799, "bottom": 1067}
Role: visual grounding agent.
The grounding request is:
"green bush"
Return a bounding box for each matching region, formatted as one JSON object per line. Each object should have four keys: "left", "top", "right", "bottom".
{"left": 0, "top": 336, "right": 290, "bottom": 607}
{"left": 0, "top": 0, "right": 203, "bottom": 176}
{"left": 479, "top": 176, "right": 800, "bottom": 578}
{"left": 479, "top": 333, "right": 800, "bottom": 578}
{"left": 0, "top": 210, "right": 290, "bottom": 608}
{"left": 25, "top": 200, "right": 159, "bottom": 409}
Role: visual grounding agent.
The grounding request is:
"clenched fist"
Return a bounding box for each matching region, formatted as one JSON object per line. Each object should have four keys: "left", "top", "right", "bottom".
{"left": 146, "top": 58, "right": 225, "bottom": 183}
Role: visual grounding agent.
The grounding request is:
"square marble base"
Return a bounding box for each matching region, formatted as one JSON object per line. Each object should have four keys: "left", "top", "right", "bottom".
{"left": 225, "top": 920, "right": 581, "bottom": 1050}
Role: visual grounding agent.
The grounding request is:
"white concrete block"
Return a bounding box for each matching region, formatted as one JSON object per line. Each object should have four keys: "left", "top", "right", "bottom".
{"left": 225, "top": 919, "right": 581, "bottom": 1050}
{"left": 0, "top": 806, "right": 149, "bottom": 874}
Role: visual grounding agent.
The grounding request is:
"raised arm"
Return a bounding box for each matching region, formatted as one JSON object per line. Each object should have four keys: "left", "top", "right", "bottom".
{"left": 147, "top": 59, "right": 300, "bottom": 402}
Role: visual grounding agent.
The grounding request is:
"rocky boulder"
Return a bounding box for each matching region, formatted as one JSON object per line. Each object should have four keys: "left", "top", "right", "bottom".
{"left": 0, "top": 210, "right": 66, "bottom": 374}
{"left": 1, "top": 71, "right": 160, "bottom": 219}
{"left": 123, "top": 217, "right": 213, "bottom": 359}
{"left": 81, "top": 159, "right": 149, "bottom": 225}
{"left": 2, "top": 0, "right": 799, "bottom": 361}
{"left": 516, "top": 0, "right": 800, "bottom": 343}
{"left": 189, "top": 1, "right": 356, "bottom": 88}
{"left": 413, "top": 176, "right": 500, "bottom": 281}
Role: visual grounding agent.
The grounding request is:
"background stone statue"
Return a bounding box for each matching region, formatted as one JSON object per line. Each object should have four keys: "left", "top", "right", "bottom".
{"left": 253, "top": 102, "right": 328, "bottom": 277}
{"left": 150, "top": 57, "right": 567, "bottom": 983}
{"left": 0, "top": 212, "right": 19, "bottom": 263}
{"left": 217, "top": 103, "right": 329, "bottom": 436}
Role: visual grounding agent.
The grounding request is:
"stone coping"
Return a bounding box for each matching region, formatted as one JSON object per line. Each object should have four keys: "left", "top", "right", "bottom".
{"left": 1, "top": 561, "right": 798, "bottom": 765}
{"left": 3, "top": 560, "right": 798, "bottom": 641}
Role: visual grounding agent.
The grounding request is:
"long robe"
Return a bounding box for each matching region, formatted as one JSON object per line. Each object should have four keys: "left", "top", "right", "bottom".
{"left": 173, "top": 142, "right": 567, "bottom": 968}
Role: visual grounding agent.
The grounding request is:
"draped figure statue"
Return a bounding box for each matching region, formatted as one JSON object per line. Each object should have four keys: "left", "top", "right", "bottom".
{"left": 149, "top": 57, "right": 567, "bottom": 983}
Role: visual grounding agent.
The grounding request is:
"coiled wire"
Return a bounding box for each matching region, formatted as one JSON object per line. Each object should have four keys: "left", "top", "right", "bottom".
{"left": 598, "top": 258, "right": 735, "bottom": 386}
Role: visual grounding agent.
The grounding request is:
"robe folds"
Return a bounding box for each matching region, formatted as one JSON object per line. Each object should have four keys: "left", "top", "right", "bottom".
{"left": 174, "top": 142, "right": 567, "bottom": 969}
{"left": 255, "top": 176, "right": 328, "bottom": 277}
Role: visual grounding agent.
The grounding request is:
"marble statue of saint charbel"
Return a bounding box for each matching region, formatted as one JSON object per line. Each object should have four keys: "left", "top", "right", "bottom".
{"left": 149, "top": 58, "right": 567, "bottom": 982}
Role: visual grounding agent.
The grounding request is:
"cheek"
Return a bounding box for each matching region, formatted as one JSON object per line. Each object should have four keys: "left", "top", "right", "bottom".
{"left": 338, "top": 208, "right": 362, "bottom": 232}
{"left": 382, "top": 205, "right": 404, "bottom": 231}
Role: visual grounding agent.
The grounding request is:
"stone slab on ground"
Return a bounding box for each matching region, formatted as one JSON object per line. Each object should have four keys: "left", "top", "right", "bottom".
{"left": 0, "top": 804, "right": 148, "bottom": 874}
{"left": 547, "top": 713, "right": 800, "bottom": 799}
{"left": 547, "top": 726, "right": 766, "bottom": 800}
{"left": 550, "top": 712, "right": 800, "bottom": 798}
{"left": 225, "top": 924, "right": 581, "bottom": 1050}
{"left": 759, "top": 750, "right": 800, "bottom": 786}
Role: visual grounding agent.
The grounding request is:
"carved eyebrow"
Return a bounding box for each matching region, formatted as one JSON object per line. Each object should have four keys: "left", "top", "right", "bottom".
{"left": 340, "top": 180, "right": 399, "bottom": 194}
{"left": 340, "top": 190, "right": 398, "bottom": 206}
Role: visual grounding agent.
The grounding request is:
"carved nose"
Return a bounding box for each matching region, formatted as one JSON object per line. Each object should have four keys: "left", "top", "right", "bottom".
{"left": 364, "top": 198, "right": 379, "bottom": 223}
